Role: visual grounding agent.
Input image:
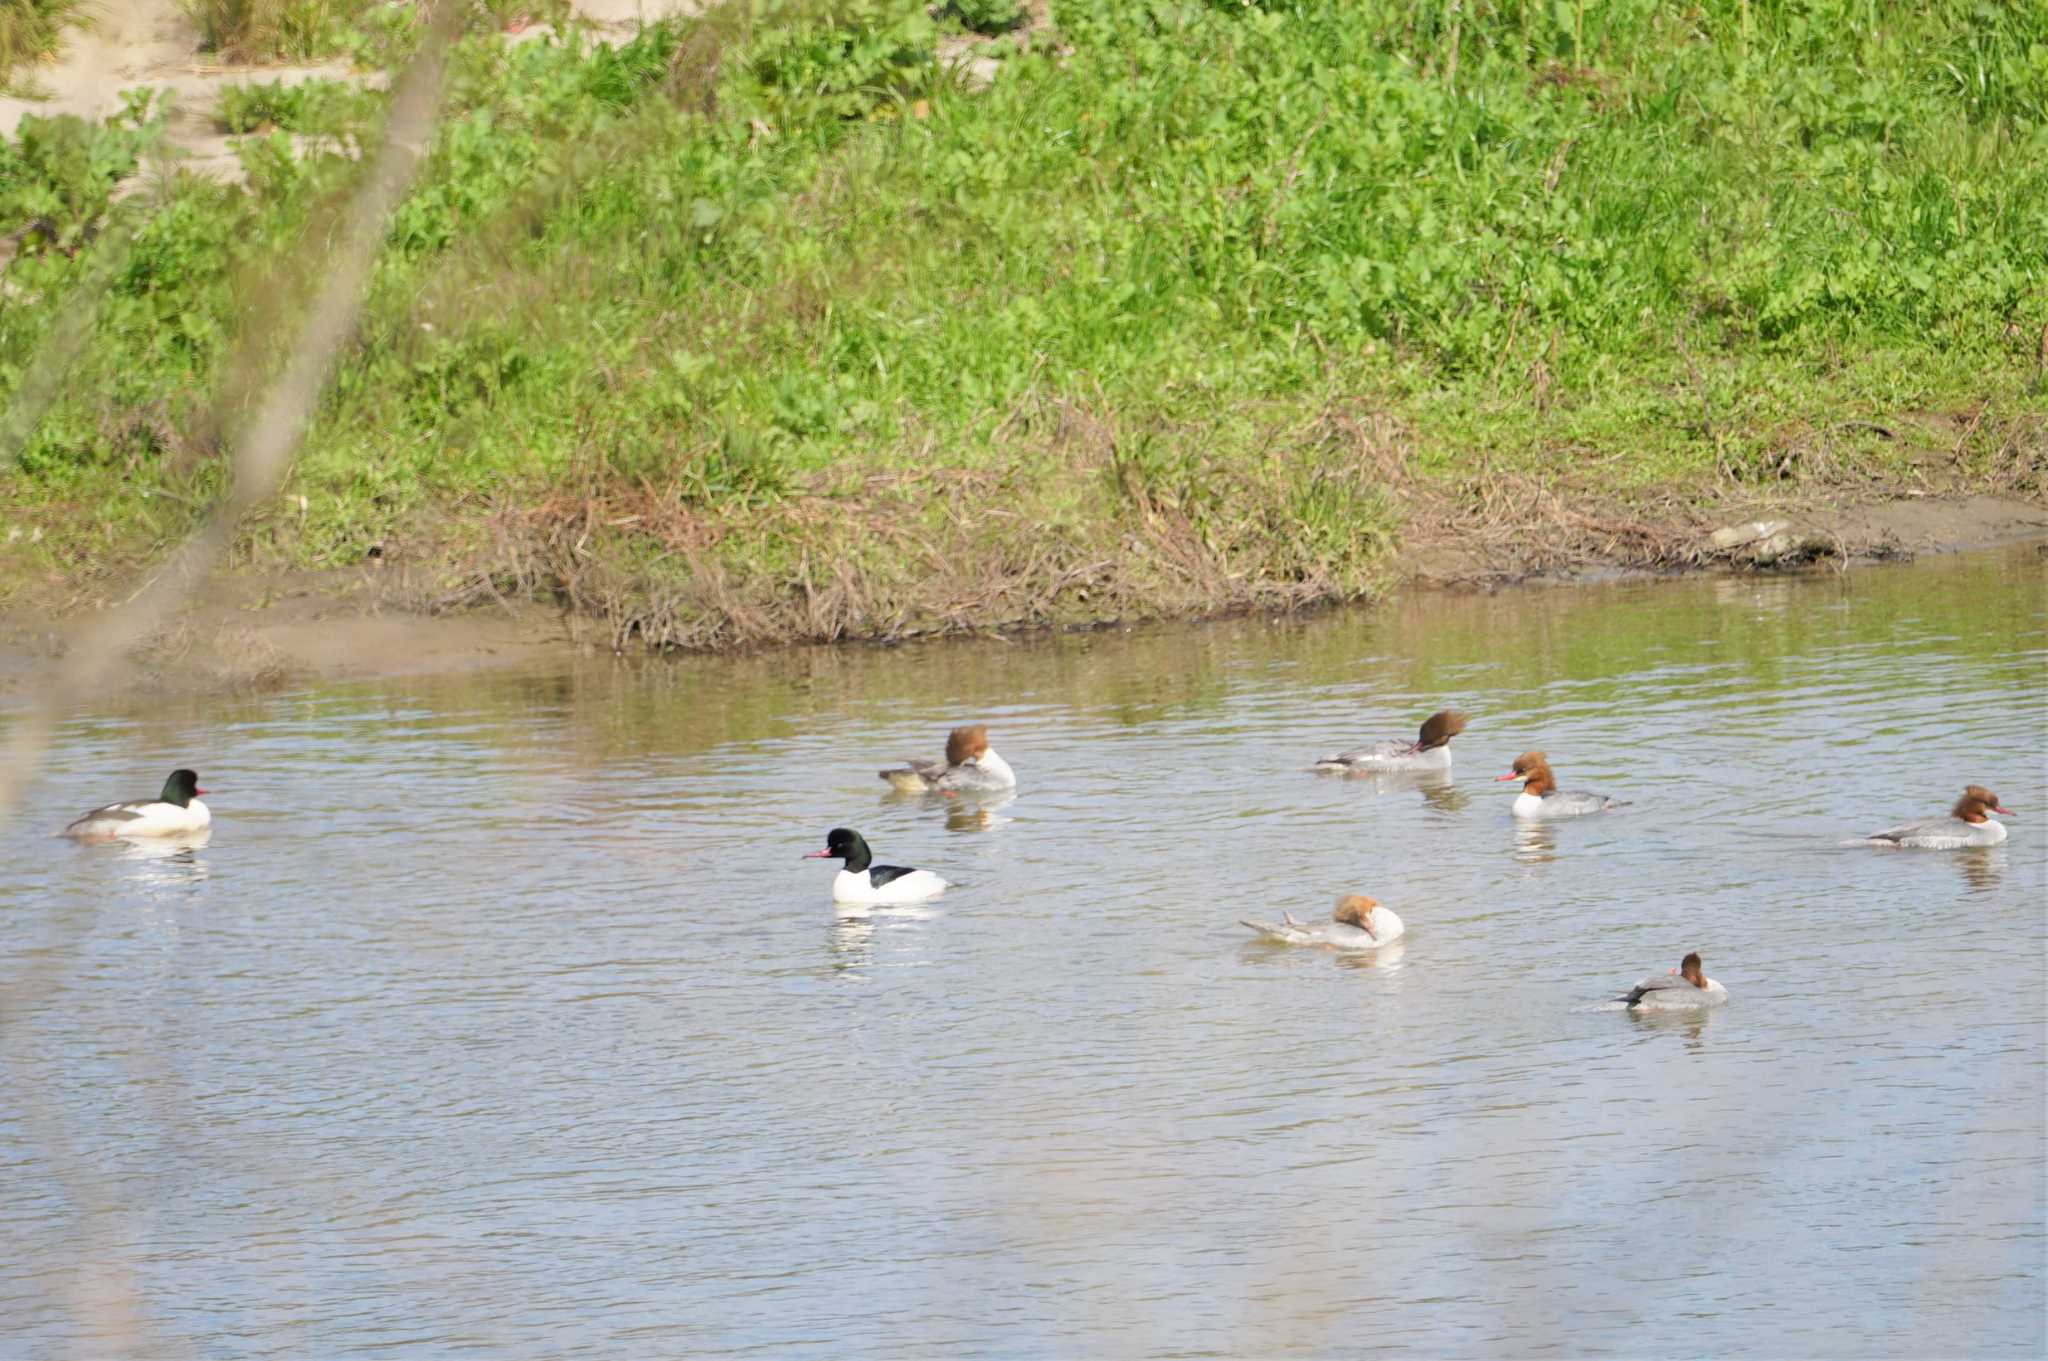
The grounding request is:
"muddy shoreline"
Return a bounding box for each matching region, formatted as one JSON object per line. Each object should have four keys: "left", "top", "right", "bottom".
{"left": 4, "top": 490, "right": 2041, "bottom": 696}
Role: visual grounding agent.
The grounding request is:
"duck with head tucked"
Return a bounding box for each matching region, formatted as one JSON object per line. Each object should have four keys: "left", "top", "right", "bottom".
{"left": 1314, "top": 709, "right": 1469, "bottom": 775}
{"left": 1241, "top": 894, "right": 1406, "bottom": 949}
{"left": 879, "top": 724, "right": 1017, "bottom": 796}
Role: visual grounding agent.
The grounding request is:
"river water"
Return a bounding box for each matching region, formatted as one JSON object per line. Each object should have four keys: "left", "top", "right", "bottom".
{"left": 3, "top": 544, "right": 2043, "bottom": 1358}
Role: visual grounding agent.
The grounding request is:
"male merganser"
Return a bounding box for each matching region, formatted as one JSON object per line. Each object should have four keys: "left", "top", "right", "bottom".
{"left": 803, "top": 827, "right": 949, "bottom": 905}
{"left": 1313, "top": 709, "right": 1468, "bottom": 774}
{"left": 1616, "top": 951, "right": 1727, "bottom": 1009}
{"left": 1851, "top": 785, "right": 2012, "bottom": 849}
{"left": 1495, "top": 751, "right": 1625, "bottom": 817}
{"left": 1241, "top": 894, "right": 1406, "bottom": 949}
{"left": 879, "top": 724, "right": 1018, "bottom": 795}
{"left": 61, "top": 768, "right": 211, "bottom": 840}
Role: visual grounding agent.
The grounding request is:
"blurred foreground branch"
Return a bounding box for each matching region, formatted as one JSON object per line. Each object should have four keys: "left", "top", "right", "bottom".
{"left": 0, "top": 12, "right": 462, "bottom": 1356}
{"left": 0, "top": 8, "right": 461, "bottom": 821}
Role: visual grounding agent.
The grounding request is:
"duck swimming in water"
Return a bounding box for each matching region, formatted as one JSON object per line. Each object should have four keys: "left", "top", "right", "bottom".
{"left": 1616, "top": 951, "right": 1727, "bottom": 1009}
{"left": 803, "top": 827, "right": 950, "bottom": 905}
{"left": 1496, "top": 751, "right": 1625, "bottom": 818}
{"left": 879, "top": 724, "right": 1017, "bottom": 795}
{"left": 1241, "top": 894, "right": 1406, "bottom": 949}
{"left": 61, "top": 768, "right": 211, "bottom": 841}
{"left": 1850, "top": 785, "right": 2012, "bottom": 849}
{"left": 1313, "top": 709, "right": 1468, "bottom": 774}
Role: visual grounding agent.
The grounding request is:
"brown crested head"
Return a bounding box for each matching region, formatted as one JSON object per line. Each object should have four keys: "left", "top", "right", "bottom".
{"left": 1679, "top": 951, "right": 1704, "bottom": 986}
{"left": 1416, "top": 709, "right": 1469, "bottom": 750}
{"left": 1957, "top": 785, "right": 2011, "bottom": 820}
{"left": 1498, "top": 749, "right": 1553, "bottom": 794}
{"left": 945, "top": 724, "right": 990, "bottom": 766}
{"left": 1333, "top": 894, "right": 1378, "bottom": 927}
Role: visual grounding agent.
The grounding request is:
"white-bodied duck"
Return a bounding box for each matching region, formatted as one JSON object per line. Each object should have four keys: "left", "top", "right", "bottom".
{"left": 1241, "top": 894, "right": 1406, "bottom": 949}
{"left": 804, "top": 827, "right": 949, "bottom": 905}
{"left": 62, "top": 768, "right": 211, "bottom": 841}
{"left": 1851, "top": 785, "right": 2012, "bottom": 849}
{"left": 879, "top": 724, "right": 1017, "bottom": 796}
{"left": 1496, "top": 751, "right": 1625, "bottom": 817}
{"left": 1616, "top": 951, "right": 1727, "bottom": 1010}
{"left": 1314, "top": 709, "right": 1468, "bottom": 774}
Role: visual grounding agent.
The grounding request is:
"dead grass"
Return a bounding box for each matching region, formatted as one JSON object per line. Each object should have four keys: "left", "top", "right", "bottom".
{"left": 370, "top": 395, "right": 2048, "bottom": 653}
{"left": 0, "top": 0, "right": 87, "bottom": 92}
{"left": 394, "top": 398, "right": 1397, "bottom": 651}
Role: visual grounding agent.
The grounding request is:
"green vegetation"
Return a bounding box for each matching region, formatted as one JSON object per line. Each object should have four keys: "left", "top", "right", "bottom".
{"left": 2, "top": 0, "right": 2044, "bottom": 645}
{"left": 0, "top": 0, "right": 87, "bottom": 93}
{"left": 182, "top": 0, "right": 572, "bottom": 62}
{"left": 215, "top": 77, "right": 381, "bottom": 135}
{"left": 182, "top": 0, "right": 388, "bottom": 62}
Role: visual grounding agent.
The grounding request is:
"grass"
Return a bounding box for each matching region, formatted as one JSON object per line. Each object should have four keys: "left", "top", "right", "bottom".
{"left": 2, "top": 0, "right": 2045, "bottom": 645}
{"left": 182, "top": 0, "right": 572, "bottom": 62}
{"left": 0, "top": 0, "right": 88, "bottom": 93}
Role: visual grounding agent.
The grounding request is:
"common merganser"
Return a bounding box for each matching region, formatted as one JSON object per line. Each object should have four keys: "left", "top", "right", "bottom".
{"left": 1851, "top": 785, "right": 2012, "bottom": 849}
{"left": 61, "top": 769, "right": 211, "bottom": 841}
{"left": 1616, "top": 952, "right": 1727, "bottom": 1009}
{"left": 1313, "top": 709, "right": 1468, "bottom": 774}
{"left": 879, "top": 724, "right": 1018, "bottom": 795}
{"left": 1241, "top": 894, "right": 1406, "bottom": 949}
{"left": 1496, "top": 751, "right": 1625, "bottom": 817}
{"left": 803, "top": 827, "right": 949, "bottom": 905}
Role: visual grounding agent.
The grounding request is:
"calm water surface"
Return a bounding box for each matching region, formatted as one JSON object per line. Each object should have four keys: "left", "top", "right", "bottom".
{"left": 3, "top": 545, "right": 2044, "bottom": 1358}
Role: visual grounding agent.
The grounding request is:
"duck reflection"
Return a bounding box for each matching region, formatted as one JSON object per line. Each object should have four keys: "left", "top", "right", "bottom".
{"left": 1333, "top": 937, "right": 1406, "bottom": 972}
{"left": 118, "top": 830, "right": 212, "bottom": 887}
{"left": 1416, "top": 778, "right": 1468, "bottom": 814}
{"left": 1512, "top": 821, "right": 1557, "bottom": 865}
{"left": 881, "top": 786, "right": 1016, "bottom": 832}
{"left": 1628, "top": 1003, "right": 1719, "bottom": 1048}
{"left": 1334, "top": 769, "right": 1468, "bottom": 813}
{"left": 1951, "top": 848, "right": 2003, "bottom": 895}
{"left": 828, "top": 908, "right": 875, "bottom": 972}
{"left": 946, "top": 790, "right": 1015, "bottom": 832}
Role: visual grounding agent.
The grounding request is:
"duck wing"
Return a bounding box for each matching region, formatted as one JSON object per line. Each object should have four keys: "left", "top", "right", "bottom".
{"left": 1619, "top": 973, "right": 1692, "bottom": 1007}
{"left": 1858, "top": 816, "right": 1970, "bottom": 848}
{"left": 868, "top": 864, "right": 924, "bottom": 888}
{"left": 878, "top": 758, "right": 947, "bottom": 792}
{"left": 1313, "top": 739, "right": 1409, "bottom": 769}
{"left": 63, "top": 800, "right": 152, "bottom": 836}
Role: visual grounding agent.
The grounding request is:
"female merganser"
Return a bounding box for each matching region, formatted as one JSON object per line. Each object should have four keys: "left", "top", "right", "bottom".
{"left": 803, "top": 827, "right": 949, "bottom": 905}
{"left": 1241, "top": 894, "right": 1406, "bottom": 949}
{"left": 879, "top": 724, "right": 1017, "bottom": 795}
{"left": 1616, "top": 951, "right": 1727, "bottom": 1009}
{"left": 62, "top": 768, "right": 211, "bottom": 840}
{"left": 1496, "top": 751, "right": 1625, "bottom": 817}
{"left": 1313, "top": 709, "right": 1468, "bottom": 774}
{"left": 1852, "top": 785, "right": 2012, "bottom": 849}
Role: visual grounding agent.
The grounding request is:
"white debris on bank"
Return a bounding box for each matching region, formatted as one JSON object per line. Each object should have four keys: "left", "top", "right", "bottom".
{"left": 1704, "top": 518, "right": 1831, "bottom": 565}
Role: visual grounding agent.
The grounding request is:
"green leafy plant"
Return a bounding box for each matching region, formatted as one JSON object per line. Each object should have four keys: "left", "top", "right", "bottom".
{"left": 730, "top": 0, "right": 938, "bottom": 121}
{"left": 0, "top": 102, "right": 157, "bottom": 254}
{"left": 180, "top": 0, "right": 380, "bottom": 61}
{"left": 940, "top": 0, "right": 1024, "bottom": 37}
{"left": 216, "top": 77, "right": 380, "bottom": 135}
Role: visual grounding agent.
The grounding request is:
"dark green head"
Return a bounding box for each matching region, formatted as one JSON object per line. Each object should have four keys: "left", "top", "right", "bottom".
{"left": 160, "top": 769, "right": 206, "bottom": 807}
{"left": 802, "top": 827, "right": 872, "bottom": 872}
